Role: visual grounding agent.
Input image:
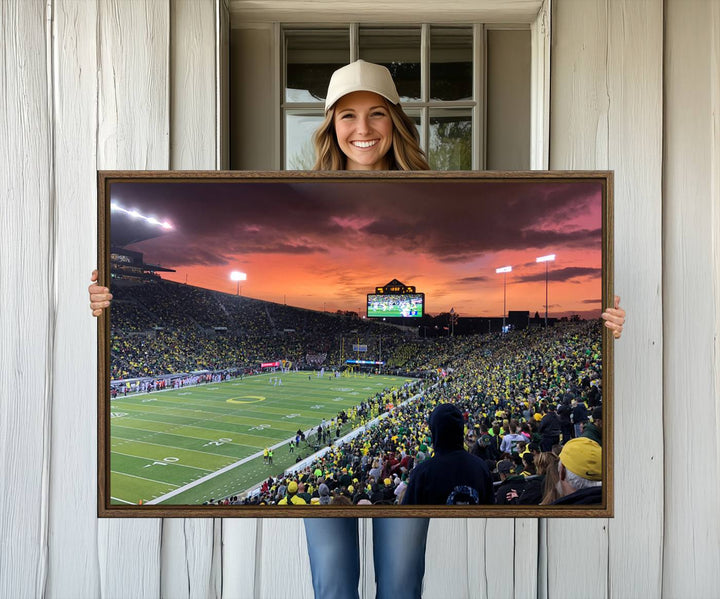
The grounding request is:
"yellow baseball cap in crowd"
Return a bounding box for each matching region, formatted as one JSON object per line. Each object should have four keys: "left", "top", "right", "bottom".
{"left": 559, "top": 437, "right": 602, "bottom": 481}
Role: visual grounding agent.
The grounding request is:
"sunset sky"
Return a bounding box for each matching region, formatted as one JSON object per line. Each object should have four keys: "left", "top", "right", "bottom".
{"left": 111, "top": 178, "right": 604, "bottom": 319}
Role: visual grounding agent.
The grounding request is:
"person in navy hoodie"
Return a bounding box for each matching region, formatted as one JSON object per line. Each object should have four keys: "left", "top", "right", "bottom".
{"left": 402, "top": 403, "right": 493, "bottom": 506}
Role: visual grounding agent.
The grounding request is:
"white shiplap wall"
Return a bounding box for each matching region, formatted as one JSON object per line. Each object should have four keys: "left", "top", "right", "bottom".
{"left": 48, "top": 0, "right": 100, "bottom": 596}
{"left": 2, "top": 1, "right": 719, "bottom": 598}
{"left": 549, "top": 2, "right": 664, "bottom": 598}
{"left": 663, "top": 1, "right": 720, "bottom": 597}
{"left": 164, "top": 2, "right": 223, "bottom": 598}
{"left": 1, "top": 2, "right": 53, "bottom": 598}
{"left": 96, "top": 0, "right": 168, "bottom": 596}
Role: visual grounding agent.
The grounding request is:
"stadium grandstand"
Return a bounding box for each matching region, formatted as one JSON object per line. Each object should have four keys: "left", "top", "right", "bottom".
{"left": 108, "top": 201, "right": 602, "bottom": 506}
{"left": 108, "top": 276, "right": 603, "bottom": 506}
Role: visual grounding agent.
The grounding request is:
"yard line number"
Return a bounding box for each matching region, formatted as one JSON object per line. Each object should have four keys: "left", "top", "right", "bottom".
{"left": 143, "top": 456, "right": 179, "bottom": 468}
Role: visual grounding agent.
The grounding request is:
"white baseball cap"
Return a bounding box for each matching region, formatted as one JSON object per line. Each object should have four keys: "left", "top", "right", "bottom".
{"left": 324, "top": 60, "right": 400, "bottom": 112}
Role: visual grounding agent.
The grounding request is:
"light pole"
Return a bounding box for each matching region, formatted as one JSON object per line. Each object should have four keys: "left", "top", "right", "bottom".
{"left": 495, "top": 266, "right": 512, "bottom": 331}
{"left": 535, "top": 254, "right": 556, "bottom": 327}
{"left": 230, "top": 271, "right": 247, "bottom": 295}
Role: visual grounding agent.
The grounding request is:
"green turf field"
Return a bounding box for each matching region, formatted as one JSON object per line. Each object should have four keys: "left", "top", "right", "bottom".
{"left": 110, "top": 371, "right": 414, "bottom": 505}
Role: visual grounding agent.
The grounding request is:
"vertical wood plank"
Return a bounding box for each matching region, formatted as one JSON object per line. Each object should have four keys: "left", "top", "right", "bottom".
{"left": 550, "top": 0, "right": 609, "bottom": 170}
{"left": 221, "top": 519, "right": 259, "bottom": 598}
{"left": 47, "top": 1, "right": 101, "bottom": 597}
{"left": 530, "top": 0, "right": 550, "bottom": 170}
{"left": 423, "top": 519, "right": 518, "bottom": 599}
{"left": 170, "top": 0, "right": 216, "bottom": 170}
{"left": 96, "top": 0, "right": 170, "bottom": 170}
{"left": 161, "top": 519, "right": 219, "bottom": 599}
{"left": 663, "top": 1, "right": 720, "bottom": 596}
{"left": 96, "top": 1, "right": 170, "bottom": 596}
{"left": 513, "top": 519, "right": 538, "bottom": 598}
{"left": 0, "top": 1, "right": 52, "bottom": 598}
{"left": 162, "top": 2, "right": 221, "bottom": 597}
{"left": 466, "top": 519, "right": 490, "bottom": 599}
{"left": 484, "top": 519, "right": 518, "bottom": 598}
{"left": 713, "top": 2, "right": 720, "bottom": 502}
{"left": 547, "top": 2, "right": 610, "bottom": 596}
{"left": 255, "top": 518, "right": 314, "bottom": 599}
{"left": 423, "top": 519, "right": 476, "bottom": 599}
{"left": 550, "top": 1, "right": 665, "bottom": 598}
{"left": 255, "top": 518, "right": 313, "bottom": 599}
{"left": 605, "top": 1, "right": 664, "bottom": 597}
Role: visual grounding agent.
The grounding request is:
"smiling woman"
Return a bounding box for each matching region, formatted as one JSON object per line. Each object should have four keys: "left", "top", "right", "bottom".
{"left": 333, "top": 91, "right": 394, "bottom": 170}
{"left": 311, "top": 60, "right": 430, "bottom": 172}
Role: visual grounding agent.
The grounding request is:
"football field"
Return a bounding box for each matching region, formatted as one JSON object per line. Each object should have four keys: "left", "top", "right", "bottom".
{"left": 110, "top": 371, "right": 415, "bottom": 505}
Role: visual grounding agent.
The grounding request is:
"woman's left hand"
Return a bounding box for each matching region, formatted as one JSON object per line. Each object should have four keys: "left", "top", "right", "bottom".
{"left": 601, "top": 295, "right": 626, "bottom": 339}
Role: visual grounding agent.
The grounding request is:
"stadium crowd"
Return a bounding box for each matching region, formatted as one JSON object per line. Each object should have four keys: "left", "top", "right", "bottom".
{"left": 111, "top": 279, "right": 605, "bottom": 507}
{"left": 211, "top": 321, "right": 604, "bottom": 507}
{"left": 110, "top": 279, "right": 413, "bottom": 381}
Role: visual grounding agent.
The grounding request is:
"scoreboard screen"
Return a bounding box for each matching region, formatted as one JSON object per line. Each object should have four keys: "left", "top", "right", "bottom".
{"left": 367, "top": 293, "right": 424, "bottom": 318}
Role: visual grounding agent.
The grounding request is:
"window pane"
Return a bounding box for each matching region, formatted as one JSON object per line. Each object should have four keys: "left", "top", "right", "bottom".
{"left": 359, "top": 28, "right": 421, "bottom": 102}
{"left": 429, "top": 109, "right": 472, "bottom": 170}
{"left": 430, "top": 27, "right": 473, "bottom": 101}
{"left": 285, "top": 112, "right": 324, "bottom": 169}
{"left": 286, "top": 30, "right": 349, "bottom": 103}
{"left": 402, "top": 109, "right": 423, "bottom": 148}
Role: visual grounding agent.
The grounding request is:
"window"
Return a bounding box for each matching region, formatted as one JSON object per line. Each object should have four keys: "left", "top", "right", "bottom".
{"left": 283, "top": 25, "right": 484, "bottom": 171}
{"left": 228, "top": 23, "right": 531, "bottom": 171}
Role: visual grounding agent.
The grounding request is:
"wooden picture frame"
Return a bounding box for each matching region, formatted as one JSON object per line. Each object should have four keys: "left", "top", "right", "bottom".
{"left": 98, "top": 170, "right": 613, "bottom": 518}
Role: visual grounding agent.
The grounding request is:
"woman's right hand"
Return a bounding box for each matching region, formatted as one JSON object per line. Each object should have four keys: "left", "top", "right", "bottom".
{"left": 89, "top": 269, "right": 112, "bottom": 316}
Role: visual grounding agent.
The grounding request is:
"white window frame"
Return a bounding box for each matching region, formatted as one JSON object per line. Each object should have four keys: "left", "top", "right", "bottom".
{"left": 230, "top": 0, "right": 551, "bottom": 171}
{"left": 282, "top": 23, "right": 488, "bottom": 171}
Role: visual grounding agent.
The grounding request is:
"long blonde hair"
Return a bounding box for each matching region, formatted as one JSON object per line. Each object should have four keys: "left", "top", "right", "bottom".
{"left": 536, "top": 452, "right": 562, "bottom": 505}
{"left": 312, "top": 100, "right": 430, "bottom": 171}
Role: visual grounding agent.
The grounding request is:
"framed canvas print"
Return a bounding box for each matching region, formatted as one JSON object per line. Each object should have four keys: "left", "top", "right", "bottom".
{"left": 97, "top": 171, "right": 614, "bottom": 518}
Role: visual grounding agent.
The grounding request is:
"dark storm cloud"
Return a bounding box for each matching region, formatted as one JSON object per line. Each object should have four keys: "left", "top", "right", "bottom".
{"left": 110, "top": 178, "right": 603, "bottom": 266}
{"left": 344, "top": 181, "right": 602, "bottom": 259}
{"left": 457, "top": 275, "right": 491, "bottom": 284}
{"left": 516, "top": 267, "right": 601, "bottom": 283}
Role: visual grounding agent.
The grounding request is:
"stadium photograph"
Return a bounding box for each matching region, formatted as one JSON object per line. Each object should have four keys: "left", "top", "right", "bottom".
{"left": 102, "top": 173, "right": 610, "bottom": 512}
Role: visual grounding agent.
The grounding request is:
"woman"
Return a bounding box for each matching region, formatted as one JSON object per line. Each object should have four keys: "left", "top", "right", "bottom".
{"left": 89, "top": 60, "right": 627, "bottom": 598}
{"left": 300, "top": 59, "right": 432, "bottom": 599}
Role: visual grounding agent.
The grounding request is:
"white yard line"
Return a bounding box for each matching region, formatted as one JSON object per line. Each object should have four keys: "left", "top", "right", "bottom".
{"left": 110, "top": 470, "right": 181, "bottom": 487}
{"left": 110, "top": 496, "right": 136, "bottom": 505}
{"left": 111, "top": 429, "right": 258, "bottom": 453}
{"left": 145, "top": 432, "right": 308, "bottom": 505}
{"left": 144, "top": 450, "right": 265, "bottom": 504}
{"left": 111, "top": 450, "right": 214, "bottom": 472}
{"left": 137, "top": 377, "right": 425, "bottom": 504}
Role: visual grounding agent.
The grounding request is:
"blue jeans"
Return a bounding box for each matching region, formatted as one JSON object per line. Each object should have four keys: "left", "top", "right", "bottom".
{"left": 303, "top": 517, "right": 430, "bottom": 599}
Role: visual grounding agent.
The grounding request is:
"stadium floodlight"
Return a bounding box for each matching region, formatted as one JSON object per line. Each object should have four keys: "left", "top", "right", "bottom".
{"left": 230, "top": 271, "right": 247, "bottom": 295}
{"left": 109, "top": 202, "right": 174, "bottom": 230}
{"left": 495, "top": 266, "right": 512, "bottom": 330}
{"left": 535, "top": 254, "right": 556, "bottom": 326}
